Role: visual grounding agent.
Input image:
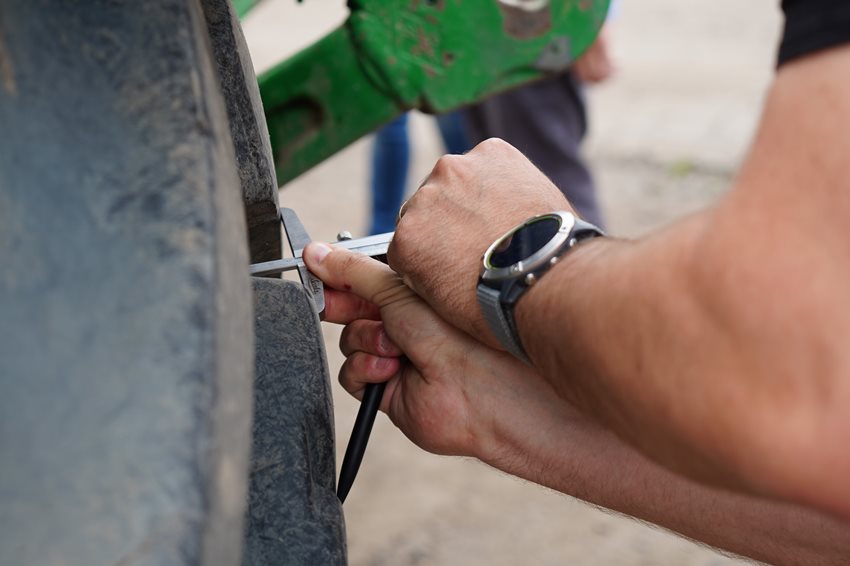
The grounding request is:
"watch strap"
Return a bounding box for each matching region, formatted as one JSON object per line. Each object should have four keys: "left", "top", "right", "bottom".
{"left": 476, "top": 213, "right": 605, "bottom": 365}
{"left": 573, "top": 217, "right": 605, "bottom": 242}
{"left": 477, "top": 284, "right": 530, "bottom": 363}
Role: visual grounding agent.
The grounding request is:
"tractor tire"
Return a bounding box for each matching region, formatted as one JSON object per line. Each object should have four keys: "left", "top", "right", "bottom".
{"left": 0, "top": 1, "right": 254, "bottom": 564}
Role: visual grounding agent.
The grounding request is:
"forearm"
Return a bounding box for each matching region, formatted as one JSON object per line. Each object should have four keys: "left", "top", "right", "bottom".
{"left": 480, "top": 396, "right": 850, "bottom": 566}
{"left": 516, "top": 45, "right": 850, "bottom": 515}
{"left": 516, "top": 215, "right": 741, "bottom": 483}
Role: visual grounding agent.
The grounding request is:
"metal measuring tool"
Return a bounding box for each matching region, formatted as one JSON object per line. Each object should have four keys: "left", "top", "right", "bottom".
{"left": 250, "top": 208, "right": 393, "bottom": 503}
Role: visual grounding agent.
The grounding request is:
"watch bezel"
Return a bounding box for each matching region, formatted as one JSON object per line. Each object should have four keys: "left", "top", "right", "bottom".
{"left": 480, "top": 211, "right": 576, "bottom": 283}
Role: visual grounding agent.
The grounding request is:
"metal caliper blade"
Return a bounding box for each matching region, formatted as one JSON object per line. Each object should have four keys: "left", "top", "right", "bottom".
{"left": 250, "top": 232, "right": 393, "bottom": 277}
{"left": 280, "top": 207, "right": 325, "bottom": 317}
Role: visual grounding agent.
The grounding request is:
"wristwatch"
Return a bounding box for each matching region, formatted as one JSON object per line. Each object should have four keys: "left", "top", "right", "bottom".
{"left": 477, "top": 211, "right": 604, "bottom": 363}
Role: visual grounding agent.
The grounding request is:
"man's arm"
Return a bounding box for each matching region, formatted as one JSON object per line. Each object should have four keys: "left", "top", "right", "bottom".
{"left": 484, "top": 385, "right": 850, "bottom": 566}
{"left": 516, "top": 44, "right": 850, "bottom": 517}
{"left": 305, "top": 244, "right": 850, "bottom": 565}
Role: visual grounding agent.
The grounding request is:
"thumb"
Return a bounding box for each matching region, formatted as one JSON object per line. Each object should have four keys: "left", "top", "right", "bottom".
{"left": 303, "top": 242, "right": 412, "bottom": 309}
{"left": 306, "top": 242, "right": 470, "bottom": 371}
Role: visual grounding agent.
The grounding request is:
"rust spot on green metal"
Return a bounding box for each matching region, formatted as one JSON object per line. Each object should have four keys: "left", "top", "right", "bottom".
{"left": 498, "top": 2, "right": 553, "bottom": 39}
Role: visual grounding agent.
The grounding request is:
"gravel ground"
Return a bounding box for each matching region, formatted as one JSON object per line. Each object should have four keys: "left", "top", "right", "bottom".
{"left": 242, "top": 2, "right": 784, "bottom": 564}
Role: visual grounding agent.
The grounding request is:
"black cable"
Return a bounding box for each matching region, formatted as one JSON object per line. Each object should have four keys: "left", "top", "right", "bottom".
{"left": 337, "top": 381, "right": 386, "bottom": 503}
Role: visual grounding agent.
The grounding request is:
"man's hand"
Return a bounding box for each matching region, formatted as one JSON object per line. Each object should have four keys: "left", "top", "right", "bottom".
{"left": 388, "top": 138, "right": 571, "bottom": 349}
{"left": 573, "top": 26, "right": 616, "bottom": 84}
{"left": 304, "top": 240, "right": 546, "bottom": 458}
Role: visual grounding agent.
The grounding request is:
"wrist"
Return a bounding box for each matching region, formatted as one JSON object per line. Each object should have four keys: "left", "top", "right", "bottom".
{"left": 514, "top": 236, "right": 611, "bottom": 371}
{"left": 472, "top": 361, "right": 589, "bottom": 485}
{"left": 476, "top": 211, "right": 605, "bottom": 363}
{"left": 460, "top": 349, "right": 523, "bottom": 463}
{"left": 459, "top": 345, "right": 565, "bottom": 465}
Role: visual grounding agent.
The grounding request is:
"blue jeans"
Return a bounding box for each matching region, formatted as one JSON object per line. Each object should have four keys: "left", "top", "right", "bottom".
{"left": 369, "top": 112, "right": 469, "bottom": 235}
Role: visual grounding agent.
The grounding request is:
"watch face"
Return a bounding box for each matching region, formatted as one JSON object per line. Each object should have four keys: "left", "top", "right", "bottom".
{"left": 487, "top": 216, "right": 561, "bottom": 269}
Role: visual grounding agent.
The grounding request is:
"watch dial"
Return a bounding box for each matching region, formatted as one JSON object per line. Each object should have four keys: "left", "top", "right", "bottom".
{"left": 488, "top": 216, "right": 561, "bottom": 269}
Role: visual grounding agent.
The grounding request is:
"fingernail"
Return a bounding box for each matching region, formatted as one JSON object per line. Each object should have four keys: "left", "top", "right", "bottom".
{"left": 375, "top": 357, "right": 395, "bottom": 371}
{"left": 305, "top": 242, "right": 332, "bottom": 265}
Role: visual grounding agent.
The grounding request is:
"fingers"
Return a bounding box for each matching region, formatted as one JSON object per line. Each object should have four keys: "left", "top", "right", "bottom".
{"left": 304, "top": 242, "right": 415, "bottom": 309}
{"left": 307, "top": 241, "right": 444, "bottom": 367}
{"left": 338, "top": 352, "right": 401, "bottom": 402}
{"left": 323, "top": 288, "right": 381, "bottom": 325}
{"left": 339, "top": 319, "right": 402, "bottom": 357}
{"left": 338, "top": 320, "right": 403, "bottom": 411}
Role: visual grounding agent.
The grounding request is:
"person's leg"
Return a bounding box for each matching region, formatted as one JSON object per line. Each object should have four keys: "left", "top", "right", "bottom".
{"left": 463, "top": 72, "right": 604, "bottom": 227}
{"left": 435, "top": 111, "right": 471, "bottom": 155}
{"left": 369, "top": 114, "right": 410, "bottom": 235}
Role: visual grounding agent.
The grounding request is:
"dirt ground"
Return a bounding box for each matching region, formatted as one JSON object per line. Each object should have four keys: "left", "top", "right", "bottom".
{"left": 243, "top": 2, "right": 784, "bottom": 564}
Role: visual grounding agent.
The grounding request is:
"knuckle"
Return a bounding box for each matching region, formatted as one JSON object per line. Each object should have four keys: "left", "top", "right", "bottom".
{"left": 355, "top": 296, "right": 378, "bottom": 320}
{"left": 342, "top": 351, "right": 366, "bottom": 381}
{"left": 414, "top": 182, "right": 438, "bottom": 203}
{"left": 432, "top": 153, "right": 463, "bottom": 177}
{"left": 338, "top": 356, "right": 365, "bottom": 396}
{"left": 338, "top": 359, "right": 353, "bottom": 391}
{"left": 474, "top": 137, "right": 512, "bottom": 155}
{"left": 339, "top": 323, "right": 354, "bottom": 353}
{"left": 341, "top": 320, "right": 382, "bottom": 356}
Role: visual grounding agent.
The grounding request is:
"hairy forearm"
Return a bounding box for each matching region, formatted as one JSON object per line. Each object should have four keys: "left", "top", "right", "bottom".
{"left": 480, "top": 396, "right": 850, "bottom": 566}
{"left": 515, "top": 45, "right": 850, "bottom": 516}
{"left": 516, "top": 216, "right": 757, "bottom": 487}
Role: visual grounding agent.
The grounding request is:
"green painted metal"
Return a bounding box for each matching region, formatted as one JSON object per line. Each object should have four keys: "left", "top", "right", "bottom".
{"left": 233, "top": 0, "right": 261, "bottom": 19}
{"left": 258, "top": 0, "right": 610, "bottom": 186}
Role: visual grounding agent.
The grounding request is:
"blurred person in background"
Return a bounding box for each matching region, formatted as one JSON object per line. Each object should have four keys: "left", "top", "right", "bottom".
{"left": 463, "top": 22, "right": 616, "bottom": 227}
{"left": 368, "top": 112, "right": 468, "bottom": 235}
